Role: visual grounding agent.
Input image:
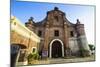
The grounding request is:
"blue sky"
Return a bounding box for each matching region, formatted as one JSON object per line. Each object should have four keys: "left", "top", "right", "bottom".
{"left": 11, "top": 0, "right": 95, "bottom": 44}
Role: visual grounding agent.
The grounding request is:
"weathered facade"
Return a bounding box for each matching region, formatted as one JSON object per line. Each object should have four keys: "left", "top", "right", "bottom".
{"left": 25, "top": 7, "right": 91, "bottom": 58}
{"left": 11, "top": 16, "right": 40, "bottom": 65}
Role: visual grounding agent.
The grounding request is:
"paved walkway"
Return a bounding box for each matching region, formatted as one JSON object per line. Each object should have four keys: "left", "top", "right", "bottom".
{"left": 35, "top": 55, "right": 95, "bottom": 64}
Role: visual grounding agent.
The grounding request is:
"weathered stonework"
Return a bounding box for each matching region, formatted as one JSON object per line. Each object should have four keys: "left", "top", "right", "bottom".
{"left": 11, "top": 16, "right": 40, "bottom": 65}
{"left": 25, "top": 7, "right": 91, "bottom": 58}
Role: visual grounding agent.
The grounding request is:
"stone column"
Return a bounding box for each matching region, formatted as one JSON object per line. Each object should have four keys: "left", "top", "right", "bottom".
{"left": 42, "top": 24, "right": 49, "bottom": 58}
{"left": 64, "top": 22, "right": 69, "bottom": 56}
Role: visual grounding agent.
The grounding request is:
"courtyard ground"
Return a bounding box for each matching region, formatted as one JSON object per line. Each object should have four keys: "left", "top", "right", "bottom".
{"left": 38, "top": 55, "right": 95, "bottom": 64}
{"left": 18, "top": 55, "right": 95, "bottom": 66}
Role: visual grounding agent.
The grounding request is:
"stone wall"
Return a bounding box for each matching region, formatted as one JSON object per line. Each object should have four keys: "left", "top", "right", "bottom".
{"left": 68, "top": 37, "right": 79, "bottom": 56}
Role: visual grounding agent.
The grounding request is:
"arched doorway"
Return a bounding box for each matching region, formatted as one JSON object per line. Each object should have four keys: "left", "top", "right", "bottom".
{"left": 49, "top": 39, "right": 64, "bottom": 58}
{"left": 52, "top": 41, "right": 62, "bottom": 58}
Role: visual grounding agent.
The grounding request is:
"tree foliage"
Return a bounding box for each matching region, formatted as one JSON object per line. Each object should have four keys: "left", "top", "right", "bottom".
{"left": 88, "top": 44, "right": 95, "bottom": 51}
{"left": 27, "top": 52, "right": 40, "bottom": 64}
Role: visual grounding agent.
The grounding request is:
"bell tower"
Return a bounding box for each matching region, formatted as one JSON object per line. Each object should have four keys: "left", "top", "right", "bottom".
{"left": 76, "top": 19, "right": 91, "bottom": 56}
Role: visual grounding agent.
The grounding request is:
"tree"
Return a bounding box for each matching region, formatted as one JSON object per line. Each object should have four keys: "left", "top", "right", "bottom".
{"left": 88, "top": 44, "right": 95, "bottom": 51}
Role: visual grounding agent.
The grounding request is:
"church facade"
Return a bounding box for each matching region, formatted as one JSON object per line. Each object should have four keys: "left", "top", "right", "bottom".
{"left": 25, "top": 7, "right": 91, "bottom": 58}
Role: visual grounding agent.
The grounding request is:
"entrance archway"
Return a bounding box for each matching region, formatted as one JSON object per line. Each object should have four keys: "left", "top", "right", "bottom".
{"left": 49, "top": 39, "right": 64, "bottom": 58}
{"left": 11, "top": 44, "right": 27, "bottom": 67}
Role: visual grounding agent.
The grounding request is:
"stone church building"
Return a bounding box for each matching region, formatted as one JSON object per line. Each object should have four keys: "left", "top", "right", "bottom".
{"left": 25, "top": 7, "right": 91, "bottom": 58}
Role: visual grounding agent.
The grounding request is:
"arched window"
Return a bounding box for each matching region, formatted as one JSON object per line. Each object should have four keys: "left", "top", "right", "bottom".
{"left": 32, "top": 48, "right": 36, "bottom": 53}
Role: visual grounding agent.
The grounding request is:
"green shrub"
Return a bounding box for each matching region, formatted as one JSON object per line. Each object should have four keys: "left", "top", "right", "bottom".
{"left": 27, "top": 52, "right": 40, "bottom": 63}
